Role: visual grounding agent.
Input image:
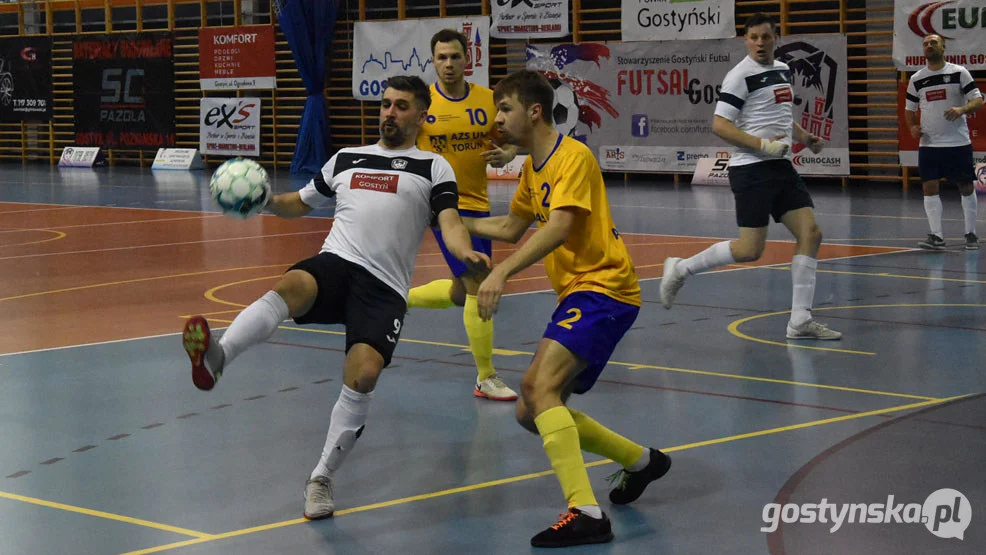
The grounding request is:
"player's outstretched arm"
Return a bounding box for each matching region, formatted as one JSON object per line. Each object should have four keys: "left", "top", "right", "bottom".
{"left": 436, "top": 208, "right": 492, "bottom": 274}
{"left": 462, "top": 211, "right": 534, "bottom": 244}
{"left": 267, "top": 192, "right": 314, "bottom": 219}
{"left": 474, "top": 208, "right": 578, "bottom": 320}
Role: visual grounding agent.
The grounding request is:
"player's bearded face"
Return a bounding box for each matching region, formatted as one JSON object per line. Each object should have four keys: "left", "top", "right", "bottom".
{"left": 745, "top": 23, "right": 776, "bottom": 64}
{"left": 923, "top": 35, "right": 944, "bottom": 62}
{"left": 379, "top": 89, "right": 425, "bottom": 147}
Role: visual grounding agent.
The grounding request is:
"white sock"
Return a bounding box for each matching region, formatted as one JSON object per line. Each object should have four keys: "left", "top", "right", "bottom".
{"left": 961, "top": 193, "right": 978, "bottom": 235}
{"left": 575, "top": 505, "right": 603, "bottom": 519}
{"left": 218, "top": 291, "right": 289, "bottom": 367}
{"left": 311, "top": 385, "right": 373, "bottom": 479}
{"left": 789, "top": 255, "right": 818, "bottom": 327}
{"left": 924, "top": 195, "right": 943, "bottom": 238}
{"left": 678, "top": 241, "right": 735, "bottom": 276}
{"left": 628, "top": 449, "right": 649, "bottom": 472}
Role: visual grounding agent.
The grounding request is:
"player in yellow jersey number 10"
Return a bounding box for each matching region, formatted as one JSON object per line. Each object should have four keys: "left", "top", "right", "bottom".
{"left": 410, "top": 29, "right": 520, "bottom": 401}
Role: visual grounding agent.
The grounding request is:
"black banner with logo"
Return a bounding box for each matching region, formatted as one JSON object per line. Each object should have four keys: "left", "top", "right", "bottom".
{"left": 0, "top": 37, "right": 53, "bottom": 122}
{"left": 72, "top": 33, "right": 175, "bottom": 148}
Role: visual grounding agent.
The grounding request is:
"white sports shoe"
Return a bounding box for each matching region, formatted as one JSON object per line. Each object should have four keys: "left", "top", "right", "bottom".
{"left": 786, "top": 319, "right": 842, "bottom": 340}
{"left": 659, "top": 257, "right": 686, "bottom": 309}
{"left": 304, "top": 475, "right": 334, "bottom": 520}
{"left": 474, "top": 375, "right": 518, "bottom": 401}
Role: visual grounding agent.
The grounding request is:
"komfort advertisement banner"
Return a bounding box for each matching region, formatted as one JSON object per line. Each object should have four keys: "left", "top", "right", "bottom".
{"left": 73, "top": 33, "right": 175, "bottom": 149}
{"left": 198, "top": 26, "right": 276, "bottom": 90}
{"left": 526, "top": 35, "right": 850, "bottom": 175}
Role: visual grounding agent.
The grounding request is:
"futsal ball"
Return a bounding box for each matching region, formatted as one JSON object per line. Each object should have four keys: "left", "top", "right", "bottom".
{"left": 975, "top": 163, "right": 986, "bottom": 195}
{"left": 549, "top": 78, "right": 579, "bottom": 138}
{"left": 210, "top": 157, "right": 270, "bottom": 218}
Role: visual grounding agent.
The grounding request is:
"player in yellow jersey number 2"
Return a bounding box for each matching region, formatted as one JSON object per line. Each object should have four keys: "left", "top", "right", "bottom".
{"left": 410, "top": 29, "right": 520, "bottom": 401}
{"left": 464, "top": 70, "right": 671, "bottom": 548}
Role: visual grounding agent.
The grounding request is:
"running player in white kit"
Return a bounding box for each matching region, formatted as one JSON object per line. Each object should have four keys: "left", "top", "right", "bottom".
{"left": 904, "top": 34, "right": 983, "bottom": 251}
{"left": 660, "top": 12, "right": 841, "bottom": 341}
{"left": 180, "top": 76, "right": 491, "bottom": 520}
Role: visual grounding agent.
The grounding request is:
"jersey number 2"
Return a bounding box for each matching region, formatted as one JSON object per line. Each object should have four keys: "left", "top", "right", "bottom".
{"left": 557, "top": 308, "right": 582, "bottom": 330}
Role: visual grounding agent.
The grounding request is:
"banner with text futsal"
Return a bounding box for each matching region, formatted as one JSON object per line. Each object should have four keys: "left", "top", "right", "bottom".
{"left": 525, "top": 34, "right": 849, "bottom": 175}
{"left": 893, "top": 0, "right": 986, "bottom": 70}
{"left": 897, "top": 82, "right": 986, "bottom": 167}
{"left": 0, "top": 36, "right": 53, "bottom": 122}
{"left": 352, "top": 17, "right": 489, "bottom": 101}
{"left": 621, "top": 0, "right": 735, "bottom": 42}
{"left": 72, "top": 33, "right": 175, "bottom": 149}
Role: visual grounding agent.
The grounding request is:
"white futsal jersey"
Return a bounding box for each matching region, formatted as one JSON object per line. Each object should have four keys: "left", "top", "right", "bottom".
{"left": 299, "top": 144, "right": 458, "bottom": 300}
{"left": 715, "top": 56, "right": 795, "bottom": 167}
{"left": 905, "top": 63, "right": 983, "bottom": 148}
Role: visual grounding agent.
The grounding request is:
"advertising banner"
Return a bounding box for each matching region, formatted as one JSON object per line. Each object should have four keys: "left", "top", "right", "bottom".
{"left": 199, "top": 97, "right": 262, "bottom": 156}
{"left": 353, "top": 17, "right": 489, "bottom": 100}
{"left": 491, "top": 0, "right": 568, "bottom": 39}
{"left": 893, "top": 0, "right": 986, "bottom": 70}
{"left": 73, "top": 33, "right": 175, "bottom": 149}
{"left": 0, "top": 36, "right": 52, "bottom": 122}
{"left": 198, "top": 26, "right": 276, "bottom": 90}
{"left": 621, "top": 0, "right": 735, "bottom": 42}
{"left": 526, "top": 34, "right": 850, "bottom": 175}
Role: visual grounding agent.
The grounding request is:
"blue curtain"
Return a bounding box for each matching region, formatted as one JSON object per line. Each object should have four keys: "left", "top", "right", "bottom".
{"left": 278, "top": 0, "right": 338, "bottom": 174}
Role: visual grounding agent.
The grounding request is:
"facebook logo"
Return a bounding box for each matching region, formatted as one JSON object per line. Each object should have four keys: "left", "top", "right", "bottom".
{"left": 631, "top": 114, "right": 649, "bottom": 137}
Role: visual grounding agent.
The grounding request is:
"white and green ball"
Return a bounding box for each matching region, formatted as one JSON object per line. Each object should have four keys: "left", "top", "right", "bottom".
{"left": 210, "top": 158, "right": 270, "bottom": 218}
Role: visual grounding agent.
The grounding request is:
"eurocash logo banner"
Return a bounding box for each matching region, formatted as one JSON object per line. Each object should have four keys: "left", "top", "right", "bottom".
{"left": 893, "top": 0, "right": 986, "bottom": 70}
{"left": 353, "top": 17, "right": 489, "bottom": 101}
{"left": 621, "top": 0, "right": 735, "bottom": 41}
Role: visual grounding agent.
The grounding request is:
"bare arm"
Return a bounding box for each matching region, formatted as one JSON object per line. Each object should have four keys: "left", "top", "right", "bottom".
{"left": 474, "top": 208, "right": 580, "bottom": 320}
{"left": 962, "top": 96, "right": 983, "bottom": 114}
{"left": 462, "top": 211, "right": 534, "bottom": 244}
{"left": 267, "top": 191, "right": 314, "bottom": 218}
{"left": 904, "top": 109, "right": 921, "bottom": 139}
{"left": 793, "top": 123, "right": 824, "bottom": 153}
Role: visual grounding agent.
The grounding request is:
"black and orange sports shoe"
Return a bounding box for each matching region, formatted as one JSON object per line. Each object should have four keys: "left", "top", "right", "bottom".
{"left": 530, "top": 508, "right": 614, "bottom": 548}
{"left": 182, "top": 316, "right": 223, "bottom": 391}
{"left": 608, "top": 448, "right": 672, "bottom": 505}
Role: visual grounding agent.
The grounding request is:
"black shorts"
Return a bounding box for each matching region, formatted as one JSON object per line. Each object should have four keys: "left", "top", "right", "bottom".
{"left": 728, "top": 159, "right": 815, "bottom": 228}
{"left": 918, "top": 145, "right": 975, "bottom": 183}
{"left": 288, "top": 252, "right": 407, "bottom": 367}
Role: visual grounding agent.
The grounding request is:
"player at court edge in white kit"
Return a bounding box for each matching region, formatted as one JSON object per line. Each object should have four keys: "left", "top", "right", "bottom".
{"left": 904, "top": 33, "right": 983, "bottom": 251}
{"left": 181, "top": 75, "right": 491, "bottom": 520}
{"left": 660, "top": 12, "right": 842, "bottom": 341}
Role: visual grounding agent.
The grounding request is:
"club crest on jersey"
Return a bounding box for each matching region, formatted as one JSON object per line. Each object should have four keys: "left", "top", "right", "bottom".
{"left": 773, "top": 86, "right": 793, "bottom": 104}
{"left": 428, "top": 135, "right": 448, "bottom": 153}
{"left": 391, "top": 158, "right": 408, "bottom": 170}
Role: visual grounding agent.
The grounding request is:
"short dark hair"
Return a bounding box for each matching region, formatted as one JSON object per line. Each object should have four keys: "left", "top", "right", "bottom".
{"left": 744, "top": 13, "right": 777, "bottom": 35}
{"left": 430, "top": 29, "right": 467, "bottom": 56}
{"left": 493, "top": 70, "right": 555, "bottom": 125}
{"left": 385, "top": 75, "right": 431, "bottom": 110}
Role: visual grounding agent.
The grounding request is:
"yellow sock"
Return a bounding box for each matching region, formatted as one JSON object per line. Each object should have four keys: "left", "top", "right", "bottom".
{"left": 535, "top": 406, "right": 597, "bottom": 508}
{"left": 569, "top": 409, "right": 645, "bottom": 468}
{"left": 464, "top": 294, "right": 496, "bottom": 381}
{"left": 407, "top": 279, "right": 454, "bottom": 309}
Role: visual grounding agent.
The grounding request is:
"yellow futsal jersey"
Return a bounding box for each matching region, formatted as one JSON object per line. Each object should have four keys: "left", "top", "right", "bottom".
{"left": 510, "top": 134, "right": 641, "bottom": 307}
{"left": 416, "top": 83, "right": 495, "bottom": 212}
